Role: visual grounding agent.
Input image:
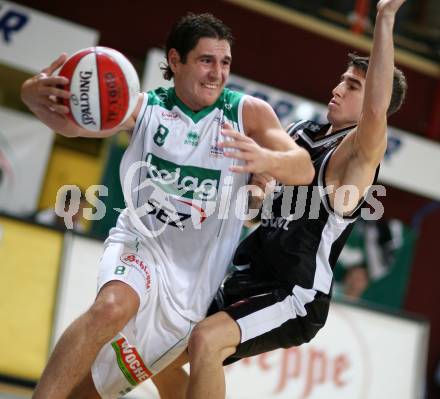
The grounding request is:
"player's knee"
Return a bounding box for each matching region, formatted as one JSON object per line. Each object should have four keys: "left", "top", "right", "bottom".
{"left": 87, "top": 295, "right": 134, "bottom": 333}
{"left": 188, "top": 315, "right": 238, "bottom": 362}
{"left": 188, "top": 323, "right": 221, "bottom": 360}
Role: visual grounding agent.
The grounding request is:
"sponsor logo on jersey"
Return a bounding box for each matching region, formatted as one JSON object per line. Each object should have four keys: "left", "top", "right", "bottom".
{"left": 184, "top": 131, "right": 200, "bottom": 147}
{"left": 210, "top": 136, "right": 224, "bottom": 158}
{"left": 161, "top": 111, "right": 179, "bottom": 120}
{"left": 111, "top": 337, "right": 152, "bottom": 386}
{"left": 120, "top": 253, "right": 151, "bottom": 289}
{"left": 260, "top": 215, "right": 292, "bottom": 231}
{"left": 142, "top": 197, "right": 207, "bottom": 230}
{"left": 145, "top": 153, "right": 220, "bottom": 201}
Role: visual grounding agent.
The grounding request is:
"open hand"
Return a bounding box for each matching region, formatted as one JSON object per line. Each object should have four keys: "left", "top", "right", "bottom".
{"left": 219, "top": 122, "right": 274, "bottom": 175}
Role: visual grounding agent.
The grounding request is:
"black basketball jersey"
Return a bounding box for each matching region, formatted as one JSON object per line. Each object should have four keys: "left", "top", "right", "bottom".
{"left": 233, "top": 120, "right": 378, "bottom": 295}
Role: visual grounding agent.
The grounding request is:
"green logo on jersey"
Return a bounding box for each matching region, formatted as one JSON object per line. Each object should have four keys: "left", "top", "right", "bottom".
{"left": 145, "top": 153, "right": 220, "bottom": 200}
{"left": 184, "top": 131, "right": 200, "bottom": 146}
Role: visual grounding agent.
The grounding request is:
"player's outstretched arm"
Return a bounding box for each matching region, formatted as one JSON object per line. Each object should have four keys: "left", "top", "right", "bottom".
{"left": 220, "top": 97, "right": 314, "bottom": 185}
{"left": 354, "top": 0, "right": 405, "bottom": 166}
{"left": 21, "top": 54, "right": 141, "bottom": 138}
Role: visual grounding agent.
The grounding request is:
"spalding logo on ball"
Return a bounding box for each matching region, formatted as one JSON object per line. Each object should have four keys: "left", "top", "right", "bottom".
{"left": 59, "top": 47, "right": 140, "bottom": 132}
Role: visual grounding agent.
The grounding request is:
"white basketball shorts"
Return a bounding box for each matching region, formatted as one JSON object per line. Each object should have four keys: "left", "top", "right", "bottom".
{"left": 91, "top": 240, "right": 194, "bottom": 399}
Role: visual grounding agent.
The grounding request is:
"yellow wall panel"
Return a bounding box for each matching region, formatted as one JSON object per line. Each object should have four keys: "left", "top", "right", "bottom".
{"left": 39, "top": 145, "right": 105, "bottom": 209}
{"left": 0, "top": 217, "right": 63, "bottom": 380}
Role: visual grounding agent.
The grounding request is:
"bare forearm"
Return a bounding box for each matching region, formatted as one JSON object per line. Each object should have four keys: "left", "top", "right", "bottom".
{"left": 356, "top": 6, "right": 399, "bottom": 163}
{"left": 265, "top": 147, "right": 314, "bottom": 185}
{"left": 363, "top": 11, "right": 395, "bottom": 119}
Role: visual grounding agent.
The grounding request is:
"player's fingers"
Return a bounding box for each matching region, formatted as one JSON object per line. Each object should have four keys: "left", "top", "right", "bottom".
{"left": 223, "top": 121, "right": 233, "bottom": 130}
{"left": 49, "top": 102, "right": 70, "bottom": 114}
{"left": 250, "top": 175, "right": 273, "bottom": 192}
{"left": 259, "top": 175, "right": 275, "bottom": 189}
{"left": 35, "top": 104, "right": 68, "bottom": 122}
{"left": 259, "top": 172, "right": 274, "bottom": 182}
{"left": 250, "top": 174, "right": 268, "bottom": 187}
{"left": 41, "top": 53, "right": 68, "bottom": 75}
{"left": 229, "top": 164, "right": 253, "bottom": 174}
{"left": 223, "top": 150, "right": 252, "bottom": 161}
{"left": 219, "top": 140, "right": 250, "bottom": 151}
{"left": 221, "top": 129, "right": 249, "bottom": 142}
{"left": 41, "top": 97, "right": 69, "bottom": 114}
{"left": 41, "top": 75, "right": 70, "bottom": 87}
{"left": 49, "top": 96, "right": 70, "bottom": 113}
{"left": 41, "top": 86, "right": 71, "bottom": 99}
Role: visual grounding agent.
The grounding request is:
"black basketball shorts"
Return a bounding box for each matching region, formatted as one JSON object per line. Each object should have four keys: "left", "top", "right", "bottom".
{"left": 208, "top": 268, "right": 331, "bottom": 365}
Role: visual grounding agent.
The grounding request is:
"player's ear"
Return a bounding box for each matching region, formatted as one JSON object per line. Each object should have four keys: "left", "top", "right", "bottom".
{"left": 168, "top": 49, "right": 181, "bottom": 74}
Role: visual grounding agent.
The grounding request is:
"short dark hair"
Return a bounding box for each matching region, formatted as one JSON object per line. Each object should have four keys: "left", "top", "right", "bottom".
{"left": 162, "top": 13, "right": 234, "bottom": 80}
{"left": 347, "top": 53, "right": 407, "bottom": 116}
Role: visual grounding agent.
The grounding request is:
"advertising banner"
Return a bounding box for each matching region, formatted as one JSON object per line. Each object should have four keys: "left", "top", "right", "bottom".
{"left": 222, "top": 302, "right": 427, "bottom": 399}
{"left": 0, "top": 106, "right": 54, "bottom": 215}
{"left": 0, "top": 1, "right": 98, "bottom": 73}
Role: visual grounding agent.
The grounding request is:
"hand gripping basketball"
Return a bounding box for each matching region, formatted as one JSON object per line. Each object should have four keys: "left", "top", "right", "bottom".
{"left": 58, "top": 47, "right": 140, "bottom": 132}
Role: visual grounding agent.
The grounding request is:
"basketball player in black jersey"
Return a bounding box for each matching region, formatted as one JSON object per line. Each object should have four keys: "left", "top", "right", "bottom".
{"left": 184, "top": 0, "right": 408, "bottom": 398}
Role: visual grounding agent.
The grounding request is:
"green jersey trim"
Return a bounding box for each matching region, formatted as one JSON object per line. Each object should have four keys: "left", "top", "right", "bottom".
{"left": 147, "top": 88, "right": 174, "bottom": 110}
{"left": 170, "top": 88, "right": 222, "bottom": 123}
{"left": 147, "top": 87, "right": 245, "bottom": 124}
{"left": 222, "top": 89, "right": 245, "bottom": 125}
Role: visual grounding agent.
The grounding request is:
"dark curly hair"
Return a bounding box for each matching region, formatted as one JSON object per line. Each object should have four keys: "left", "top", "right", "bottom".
{"left": 162, "top": 13, "right": 234, "bottom": 80}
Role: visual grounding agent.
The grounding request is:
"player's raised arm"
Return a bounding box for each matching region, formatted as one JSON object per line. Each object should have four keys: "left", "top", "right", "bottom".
{"left": 220, "top": 96, "right": 314, "bottom": 185}
{"left": 21, "top": 53, "right": 142, "bottom": 138}
{"left": 354, "top": 0, "right": 406, "bottom": 167}
{"left": 324, "top": 0, "right": 407, "bottom": 216}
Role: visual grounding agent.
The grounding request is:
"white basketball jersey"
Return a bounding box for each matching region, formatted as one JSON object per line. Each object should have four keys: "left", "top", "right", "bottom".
{"left": 119, "top": 87, "right": 249, "bottom": 321}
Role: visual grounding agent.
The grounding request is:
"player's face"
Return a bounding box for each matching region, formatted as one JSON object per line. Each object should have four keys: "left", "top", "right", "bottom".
{"left": 327, "top": 67, "right": 366, "bottom": 130}
{"left": 172, "top": 37, "right": 231, "bottom": 111}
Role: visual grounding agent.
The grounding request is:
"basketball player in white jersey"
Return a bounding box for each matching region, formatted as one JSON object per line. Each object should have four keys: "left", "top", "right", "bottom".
{"left": 21, "top": 13, "right": 314, "bottom": 399}
{"left": 180, "top": 1, "right": 408, "bottom": 398}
